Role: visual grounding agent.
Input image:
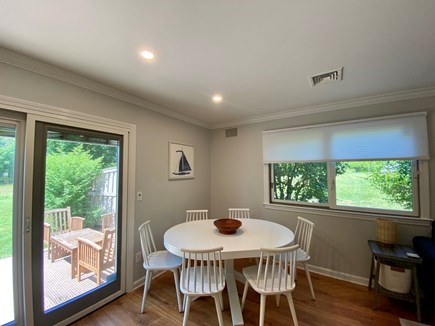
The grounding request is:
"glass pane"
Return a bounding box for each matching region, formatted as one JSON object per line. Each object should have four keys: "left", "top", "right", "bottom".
{"left": 335, "top": 161, "right": 414, "bottom": 211}
{"left": 0, "top": 125, "right": 16, "bottom": 325}
{"left": 43, "top": 128, "right": 120, "bottom": 311}
{"left": 271, "top": 162, "right": 328, "bottom": 204}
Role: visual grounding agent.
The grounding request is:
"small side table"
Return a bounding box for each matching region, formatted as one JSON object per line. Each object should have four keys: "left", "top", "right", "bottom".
{"left": 368, "top": 240, "right": 422, "bottom": 322}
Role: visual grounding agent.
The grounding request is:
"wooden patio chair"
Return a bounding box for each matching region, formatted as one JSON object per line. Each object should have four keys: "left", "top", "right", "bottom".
{"left": 101, "top": 212, "right": 116, "bottom": 230}
{"left": 44, "top": 206, "right": 84, "bottom": 259}
{"left": 77, "top": 228, "right": 116, "bottom": 285}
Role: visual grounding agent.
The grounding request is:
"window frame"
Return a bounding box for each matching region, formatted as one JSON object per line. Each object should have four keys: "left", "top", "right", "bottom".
{"left": 268, "top": 160, "right": 422, "bottom": 218}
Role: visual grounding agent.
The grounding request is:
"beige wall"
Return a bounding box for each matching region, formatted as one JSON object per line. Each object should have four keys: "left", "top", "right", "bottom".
{"left": 0, "top": 61, "right": 211, "bottom": 282}
{"left": 210, "top": 97, "right": 435, "bottom": 280}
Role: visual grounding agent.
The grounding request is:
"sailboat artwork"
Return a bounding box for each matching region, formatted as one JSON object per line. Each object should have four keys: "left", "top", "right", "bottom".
{"left": 168, "top": 142, "right": 195, "bottom": 179}
{"left": 173, "top": 149, "right": 191, "bottom": 175}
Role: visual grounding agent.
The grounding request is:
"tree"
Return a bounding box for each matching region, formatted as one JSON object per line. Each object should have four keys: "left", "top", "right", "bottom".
{"left": 366, "top": 161, "right": 413, "bottom": 209}
{"left": 47, "top": 139, "right": 118, "bottom": 169}
{"left": 0, "top": 137, "right": 15, "bottom": 184}
{"left": 45, "top": 145, "right": 103, "bottom": 227}
{"left": 273, "top": 162, "right": 347, "bottom": 203}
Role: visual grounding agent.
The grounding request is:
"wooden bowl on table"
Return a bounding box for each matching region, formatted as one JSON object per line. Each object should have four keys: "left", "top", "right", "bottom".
{"left": 214, "top": 218, "right": 242, "bottom": 234}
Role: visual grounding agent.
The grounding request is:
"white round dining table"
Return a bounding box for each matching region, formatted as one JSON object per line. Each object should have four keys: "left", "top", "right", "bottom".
{"left": 164, "top": 218, "right": 294, "bottom": 326}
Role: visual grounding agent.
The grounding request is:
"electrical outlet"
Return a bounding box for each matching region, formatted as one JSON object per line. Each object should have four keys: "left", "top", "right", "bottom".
{"left": 135, "top": 252, "right": 142, "bottom": 263}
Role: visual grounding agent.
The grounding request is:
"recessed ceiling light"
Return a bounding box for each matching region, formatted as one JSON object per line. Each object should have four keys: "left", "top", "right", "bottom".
{"left": 212, "top": 94, "right": 223, "bottom": 103}
{"left": 140, "top": 50, "right": 155, "bottom": 60}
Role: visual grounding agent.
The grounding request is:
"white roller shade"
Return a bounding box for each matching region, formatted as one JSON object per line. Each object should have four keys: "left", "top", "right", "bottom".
{"left": 263, "top": 113, "right": 429, "bottom": 163}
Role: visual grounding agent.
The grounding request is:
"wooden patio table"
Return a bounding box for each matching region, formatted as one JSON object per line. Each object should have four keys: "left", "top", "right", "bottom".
{"left": 50, "top": 228, "right": 104, "bottom": 278}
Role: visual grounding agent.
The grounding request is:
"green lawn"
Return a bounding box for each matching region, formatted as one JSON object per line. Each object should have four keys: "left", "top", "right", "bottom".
{"left": 0, "top": 183, "right": 13, "bottom": 258}
{"left": 336, "top": 171, "right": 406, "bottom": 210}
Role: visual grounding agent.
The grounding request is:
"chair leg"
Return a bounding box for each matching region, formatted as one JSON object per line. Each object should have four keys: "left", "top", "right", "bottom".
{"left": 77, "top": 264, "right": 81, "bottom": 282}
{"left": 147, "top": 270, "right": 153, "bottom": 291}
{"left": 286, "top": 293, "right": 298, "bottom": 326}
{"left": 276, "top": 294, "right": 280, "bottom": 307}
{"left": 241, "top": 281, "right": 249, "bottom": 311}
{"left": 259, "top": 294, "right": 267, "bottom": 326}
{"left": 182, "top": 296, "right": 192, "bottom": 326}
{"left": 183, "top": 294, "right": 188, "bottom": 312}
{"left": 172, "top": 269, "right": 183, "bottom": 312}
{"left": 218, "top": 292, "right": 224, "bottom": 310}
{"left": 141, "top": 270, "right": 152, "bottom": 313}
{"left": 304, "top": 262, "right": 316, "bottom": 300}
{"left": 213, "top": 294, "right": 224, "bottom": 326}
{"left": 96, "top": 270, "right": 101, "bottom": 286}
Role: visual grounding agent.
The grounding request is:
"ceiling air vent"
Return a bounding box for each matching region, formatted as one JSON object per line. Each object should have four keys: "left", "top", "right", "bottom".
{"left": 309, "top": 67, "right": 343, "bottom": 87}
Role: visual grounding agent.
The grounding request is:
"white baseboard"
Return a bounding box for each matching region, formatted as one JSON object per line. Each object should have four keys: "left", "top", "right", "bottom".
{"left": 131, "top": 271, "right": 166, "bottom": 292}
{"left": 131, "top": 265, "right": 370, "bottom": 293}
{"left": 306, "top": 264, "right": 369, "bottom": 287}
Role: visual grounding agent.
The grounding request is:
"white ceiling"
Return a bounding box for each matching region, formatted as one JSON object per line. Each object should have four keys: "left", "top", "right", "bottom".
{"left": 1, "top": 1, "right": 435, "bottom": 128}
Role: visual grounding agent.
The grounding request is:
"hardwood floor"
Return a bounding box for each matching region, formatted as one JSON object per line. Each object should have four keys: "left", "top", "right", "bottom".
{"left": 72, "top": 259, "right": 434, "bottom": 326}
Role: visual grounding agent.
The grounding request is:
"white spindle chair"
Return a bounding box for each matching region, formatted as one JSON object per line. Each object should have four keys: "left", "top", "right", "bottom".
{"left": 228, "top": 208, "right": 250, "bottom": 219}
{"left": 241, "top": 245, "right": 299, "bottom": 326}
{"left": 185, "top": 209, "right": 208, "bottom": 222}
{"left": 294, "top": 216, "right": 316, "bottom": 300}
{"left": 180, "top": 247, "right": 226, "bottom": 326}
{"left": 138, "top": 221, "right": 183, "bottom": 313}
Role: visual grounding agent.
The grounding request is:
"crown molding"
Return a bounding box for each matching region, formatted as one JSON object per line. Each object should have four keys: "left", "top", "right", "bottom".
{"left": 0, "top": 46, "right": 210, "bottom": 129}
{"left": 211, "top": 87, "right": 435, "bottom": 129}
{"left": 2, "top": 47, "right": 434, "bottom": 131}
{"left": 0, "top": 94, "right": 138, "bottom": 133}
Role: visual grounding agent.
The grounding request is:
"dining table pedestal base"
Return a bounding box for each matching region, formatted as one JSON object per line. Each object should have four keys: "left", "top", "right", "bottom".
{"left": 225, "top": 259, "right": 244, "bottom": 325}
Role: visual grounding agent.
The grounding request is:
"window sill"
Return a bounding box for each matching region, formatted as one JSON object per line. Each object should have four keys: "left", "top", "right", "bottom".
{"left": 263, "top": 202, "right": 432, "bottom": 226}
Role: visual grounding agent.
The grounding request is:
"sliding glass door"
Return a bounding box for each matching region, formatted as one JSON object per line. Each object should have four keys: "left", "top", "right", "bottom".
{"left": 0, "top": 104, "right": 132, "bottom": 326}
{"left": 0, "top": 108, "right": 26, "bottom": 326}
{"left": 0, "top": 121, "right": 21, "bottom": 326}
{"left": 31, "top": 121, "right": 123, "bottom": 325}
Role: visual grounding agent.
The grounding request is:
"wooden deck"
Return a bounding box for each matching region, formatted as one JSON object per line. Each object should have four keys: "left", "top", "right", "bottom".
{"left": 1, "top": 252, "right": 105, "bottom": 324}
{"left": 43, "top": 250, "right": 104, "bottom": 310}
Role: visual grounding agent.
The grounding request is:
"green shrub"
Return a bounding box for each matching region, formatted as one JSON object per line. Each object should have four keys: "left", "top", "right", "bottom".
{"left": 45, "top": 145, "right": 103, "bottom": 227}
{"left": 366, "top": 161, "right": 413, "bottom": 209}
{"left": 0, "top": 137, "right": 15, "bottom": 184}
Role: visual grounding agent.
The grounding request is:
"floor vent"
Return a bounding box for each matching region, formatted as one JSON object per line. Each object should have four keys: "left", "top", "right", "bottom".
{"left": 225, "top": 128, "right": 238, "bottom": 137}
{"left": 309, "top": 67, "right": 343, "bottom": 87}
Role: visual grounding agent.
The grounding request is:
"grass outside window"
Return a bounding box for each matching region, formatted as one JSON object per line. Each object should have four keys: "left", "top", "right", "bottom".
{"left": 0, "top": 183, "right": 13, "bottom": 258}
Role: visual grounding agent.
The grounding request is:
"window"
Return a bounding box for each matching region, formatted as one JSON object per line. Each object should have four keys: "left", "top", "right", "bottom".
{"left": 264, "top": 113, "right": 429, "bottom": 217}
{"left": 270, "top": 160, "right": 419, "bottom": 215}
{"left": 271, "top": 162, "right": 328, "bottom": 206}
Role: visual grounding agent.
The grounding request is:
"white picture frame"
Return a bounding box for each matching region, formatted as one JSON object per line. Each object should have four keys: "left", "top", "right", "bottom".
{"left": 168, "top": 141, "right": 195, "bottom": 180}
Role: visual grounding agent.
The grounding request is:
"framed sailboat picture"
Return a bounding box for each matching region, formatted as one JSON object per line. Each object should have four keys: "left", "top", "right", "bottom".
{"left": 168, "top": 141, "right": 195, "bottom": 180}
